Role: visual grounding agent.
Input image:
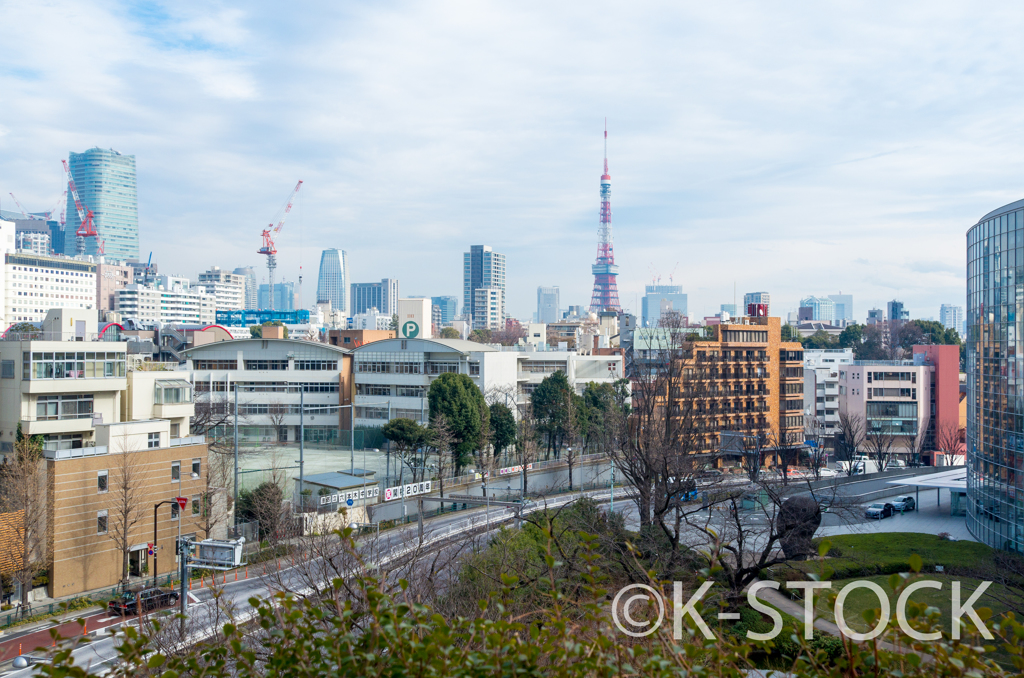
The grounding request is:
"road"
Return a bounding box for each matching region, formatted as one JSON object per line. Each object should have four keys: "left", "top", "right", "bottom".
{"left": 4, "top": 487, "right": 624, "bottom": 676}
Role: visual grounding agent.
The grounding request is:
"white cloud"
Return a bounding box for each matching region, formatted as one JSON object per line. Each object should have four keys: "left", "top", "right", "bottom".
{"left": 3, "top": 0, "right": 1024, "bottom": 319}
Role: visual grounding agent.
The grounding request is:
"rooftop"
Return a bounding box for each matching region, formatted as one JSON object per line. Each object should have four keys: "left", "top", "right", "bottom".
{"left": 300, "top": 471, "right": 377, "bottom": 490}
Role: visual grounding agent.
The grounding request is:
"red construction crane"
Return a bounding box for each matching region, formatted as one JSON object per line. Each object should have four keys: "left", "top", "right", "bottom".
{"left": 8, "top": 193, "right": 34, "bottom": 219}
{"left": 257, "top": 180, "right": 303, "bottom": 310}
{"left": 62, "top": 159, "right": 98, "bottom": 255}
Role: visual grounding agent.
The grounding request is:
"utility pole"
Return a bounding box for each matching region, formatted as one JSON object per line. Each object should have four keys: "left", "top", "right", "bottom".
{"left": 609, "top": 458, "right": 615, "bottom": 513}
{"left": 152, "top": 499, "right": 174, "bottom": 585}
{"left": 299, "top": 387, "right": 305, "bottom": 510}
{"left": 233, "top": 385, "right": 239, "bottom": 528}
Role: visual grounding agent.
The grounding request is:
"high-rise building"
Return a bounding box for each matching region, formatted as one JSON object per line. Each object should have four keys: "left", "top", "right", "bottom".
{"left": 463, "top": 246, "right": 505, "bottom": 322}
{"left": 641, "top": 285, "right": 687, "bottom": 327}
{"left": 64, "top": 147, "right": 138, "bottom": 260}
{"left": 589, "top": 124, "right": 621, "bottom": 313}
{"left": 720, "top": 304, "right": 737, "bottom": 317}
{"left": 233, "top": 267, "right": 257, "bottom": 309}
{"left": 798, "top": 296, "right": 835, "bottom": 324}
{"left": 537, "top": 286, "right": 560, "bottom": 324}
{"left": 3, "top": 247, "right": 97, "bottom": 326}
{"left": 431, "top": 296, "right": 458, "bottom": 324}
{"left": 95, "top": 262, "right": 132, "bottom": 313}
{"left": 316, "top": 249, "right": 348, "bottom": 314}
{"left": 258, "top": 281, "right": 296, "bottom": 311}
{"left": 116, "top": 279, "right": 215, "bottom": 325}
{"left": 829, "top": 294, "right": 853, "bottom": 323}
{"left": 197, "top": 266, "right": 246, "bottom": 311}
{"left": 351, "top": 279, "right": 399, "bottom": 316}
{"left": 743, "top": 292, "right": 770, "bottom": 317}
{"left": 887, "top": 300, "right": 909, "bottom": 321}
{"left": 940, "top": 304, "right": 965, "bottom": 338}
{"left": 866, "top": 308, "right": 884, "bottom": 325}
{"left": 472, "top": 287, "right": 505, "bottom": 330}
{"left": 967, "top": 200, "right": 1021, "bottom": 548}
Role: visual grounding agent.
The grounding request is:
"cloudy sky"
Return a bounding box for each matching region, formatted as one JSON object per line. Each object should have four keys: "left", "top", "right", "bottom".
{"left": 1, "top": 1, "right": 1021, "bottom": 321}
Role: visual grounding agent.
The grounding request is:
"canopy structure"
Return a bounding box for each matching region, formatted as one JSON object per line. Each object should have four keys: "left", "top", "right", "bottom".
{"left": 884, "top": 467, "right": 967, "bottom": 515}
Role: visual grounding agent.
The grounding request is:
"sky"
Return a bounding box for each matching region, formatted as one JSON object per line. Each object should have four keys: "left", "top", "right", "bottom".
{"left": 1, "top": 1, "right": 1022, "bottom": 322}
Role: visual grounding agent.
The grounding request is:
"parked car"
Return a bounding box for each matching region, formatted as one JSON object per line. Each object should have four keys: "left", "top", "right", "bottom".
{"left": 864, "top": 502, "right": 895, "bottom": 520}
{"left": 108, "top": 587, "right": 179, "bottom": 615}
{"left": 892, "top": 496, "right": 916, "bottom": 512}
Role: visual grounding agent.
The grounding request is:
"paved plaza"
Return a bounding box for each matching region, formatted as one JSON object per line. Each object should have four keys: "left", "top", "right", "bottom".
{"left": 816, "top": 486, "right": 974, "bottom": 542}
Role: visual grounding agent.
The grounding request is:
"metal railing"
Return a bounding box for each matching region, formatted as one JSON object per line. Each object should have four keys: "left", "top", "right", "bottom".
{"left": 170, "top": 435, "right": 206, "bottom": 447}
{"left": 1, "top": 331, "right": 124, "bottom": 342}
{"left": 42, "top": 446, "right": 110, "bottom": 460}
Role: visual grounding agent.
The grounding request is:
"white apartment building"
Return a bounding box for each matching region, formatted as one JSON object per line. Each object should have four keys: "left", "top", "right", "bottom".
{"left": 352, "top": 308, "right": 392, "bottom": 331}
{"left": 16, "top": 231, "right": 49, "bottom": 256}
{"left": 472, "top": 287, "right": 504, "bottom": 331}
{"left": 3, "top": 248, "right": 97, "bottom": 327}
{"left": 940, "top": 303, "right": 965, "bottom": 338}
{"left": 516, "top": 350, "right": 624, "bottom": 399}
{"left": 803, "top": 348, "right": 855, "bottom": 438}
{"left": 116, "top": 279, "right": 216, "bottom": 326}
{"left": 184, "top": 338, "right": 352, "bottom": 445}
{"left": 197, "top": 266, "right": 246, "bottom": 312}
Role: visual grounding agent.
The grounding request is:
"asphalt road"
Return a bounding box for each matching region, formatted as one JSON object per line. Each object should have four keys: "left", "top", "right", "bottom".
{"left": 3, "top": 488, "right": 624, "bottom": 677}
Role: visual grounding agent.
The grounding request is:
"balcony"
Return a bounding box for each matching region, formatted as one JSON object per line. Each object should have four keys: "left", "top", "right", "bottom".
{"left": 154, "top": 402, "right": 194, "bottom": 419}
{"left": 21, "top": 414, "right": 96, "bottom": 437}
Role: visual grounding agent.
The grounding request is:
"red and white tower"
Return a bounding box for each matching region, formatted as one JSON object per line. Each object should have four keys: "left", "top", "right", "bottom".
{"left": 589, "top": 121, "right": 621, "bottom": 313}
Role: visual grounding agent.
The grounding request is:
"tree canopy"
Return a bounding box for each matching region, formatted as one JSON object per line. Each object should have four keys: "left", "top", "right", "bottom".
{"left": 427, "top": 373, "right": 489, "bottom": 471}
{"left": 489, "top": 402, "right": 516, "bottom": 461}
{"left": 438, "top": 327, "right": 461, "bottom": 339}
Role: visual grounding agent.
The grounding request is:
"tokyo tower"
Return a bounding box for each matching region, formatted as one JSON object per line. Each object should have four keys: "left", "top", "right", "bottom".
{"left": 589, "top": 121, "right": 621, "bottom": 313}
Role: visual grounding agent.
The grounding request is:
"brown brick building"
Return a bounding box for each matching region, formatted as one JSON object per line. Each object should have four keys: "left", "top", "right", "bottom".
{"left": 669, "top": 317, "right": 804, "bottom": 466}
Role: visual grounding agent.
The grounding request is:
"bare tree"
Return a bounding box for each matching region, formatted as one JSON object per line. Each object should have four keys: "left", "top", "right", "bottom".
{"left": 835, "top": 411, "right": 865, "bottom": 476}
{"left": 515, "top": 404, "right": 541, "bottom": 498}
{"left": 563, "top": 392, "right": 581, "bottom": 492}
{"left": 196, "top": 447, "right": 232, "bottom": 539}
{"left": 267, "top": 400, "right": 289, "bottom": 444}
{"left": 864, "top": 424, "right": 899, "bottom": 473}
{"left": 904, "top": 427, "right": 927, "bottom": 467}
{"left": 935, "top": 421, "right": 966, "bottom": 464}
{"left": 803, "top": 415, "right": 830, "bottom": 480}
{"left": 429, "top": 415, "right": 456, "bottom": 502}
{"left": 108, "top": 431, "right": 147, "bottom": 589}
{"left": 0, "top": 435, "right": 47, "bottom": 606}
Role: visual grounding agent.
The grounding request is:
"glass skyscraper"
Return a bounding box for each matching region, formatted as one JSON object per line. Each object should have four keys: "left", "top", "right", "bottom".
{"left": 316, "top": 249, "right": 348, "bottom": 313}
{"left": 463, "top": 245, "right": 506, "bottom": 322}
{"left": 967, "top": 198, "right": 1024, "bottom": 551}
{"left": 64, "top": 147, "right": 138, "bottom": 260}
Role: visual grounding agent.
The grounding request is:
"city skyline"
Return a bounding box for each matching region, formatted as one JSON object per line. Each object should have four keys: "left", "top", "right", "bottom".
{"left": 5, "top": 2, "right": 1019, "bottom": 319}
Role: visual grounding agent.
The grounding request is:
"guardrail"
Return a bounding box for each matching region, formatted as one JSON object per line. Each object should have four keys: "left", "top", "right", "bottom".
{"left": 170, "top": 435, "right": 206, "bottom": 447}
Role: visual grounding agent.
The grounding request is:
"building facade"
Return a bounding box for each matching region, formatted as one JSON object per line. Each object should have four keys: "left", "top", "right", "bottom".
{"left": 472, "top": 287, "right": 505, "bottom": 331}
{"left": 798, "top": 296, "right": 835, "bottom": 324}
{"left": 185, "top": 339, "right": 353, "bottom": 444}
{"left": 316, "top": 249, "right": 348, "bottom": 314}
{"left": 351, "top": 279, "right": 399, "bottom": 316}
{"left": 803, "top": 348, "right": 855, "bottom": 440}
{"left": 197, "top": 266, "right": 246, "bottom": 312}
{"left": 95, "top": 262, "right": 133, "bottom": 314}
{"left": 233, "top": 267, "right": 258, "bottom": 309}
{"left": 829, "top": 294, "right": 854, "bottom": 324}
{"left": 463, "top": 245, "right": 505, "bottom": 323}
{"left": 537, "top": 286, "right": 560, "bottom": 324}
{"left": 966, "top": 199, "right": 1024, "bottom": 550}
{"left": 257, "top": 281, "right": 296, "bottom": 312}
{"left": 63, "top": 147, "right": 139, "bottom": 260}
{"left": 887, "top": 300, "right": 909, "bottom": 321}
{"left": 16, "top": 231, "right": 49, "bottom": 256}
{"left": 743, "top": 292, "right": 770, "bottom": 317}
{"left": 940, "top": 303, "right": 965, "bottom": 338}
{"left": 641, "top": 285, "right": 687, "bottom": 327}
{"left": 4, "top": 250, "right": 97, "bottom": 326}
{"left": 116, "top": 281, "right": 216, "bottom": 325}
{"left": 431, "top": 296, "right": 458, "bottom": 324}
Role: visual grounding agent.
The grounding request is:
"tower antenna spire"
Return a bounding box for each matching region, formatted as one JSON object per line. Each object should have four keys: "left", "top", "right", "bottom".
{"left": 603, "top": 118, "right": 608, "bottom": 175}
{"left": 589, "top": 119, "right": 621, "bottom": 314}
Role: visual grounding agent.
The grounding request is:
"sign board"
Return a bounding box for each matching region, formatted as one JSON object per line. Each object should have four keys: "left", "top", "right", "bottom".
{"left": 175, "top": 497, "right": 188, "bottom": 510}
{"left": 397, "top": 298, "right": 432, "bottom": 339}
{"left": 194, "top": 538, "right": 245, "bottom": 568}
{"left": 497, "top": 463, "right": 533, "bottom": 476}
{"left": 383, "top": 480, "right": 432, "bottom": 502}
{"left": 319, "top": 486, "right": 381, "bottom": 506}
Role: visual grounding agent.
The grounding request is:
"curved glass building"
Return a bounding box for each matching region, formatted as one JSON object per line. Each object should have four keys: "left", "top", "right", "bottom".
{"left": 967, "top": 199, "right": 1024, "bottom": 551}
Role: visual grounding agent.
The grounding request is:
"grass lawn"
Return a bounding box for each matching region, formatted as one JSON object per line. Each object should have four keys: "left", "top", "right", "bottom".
{"left": 783, "top": 533, "right": 997, "bottom": 579}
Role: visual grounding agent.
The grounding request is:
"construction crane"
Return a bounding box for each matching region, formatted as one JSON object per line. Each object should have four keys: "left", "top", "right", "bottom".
{"left": 47, "top": 191, "right": 67, "bottom": 224}
{"left": 62, "top": 160, "right": 98, "bottom": 255}
{"left": 7, "top": 193, "right": 39, "bottom": 220}
{"left": 257, "top": 180, "right": 303, "bottom": 310}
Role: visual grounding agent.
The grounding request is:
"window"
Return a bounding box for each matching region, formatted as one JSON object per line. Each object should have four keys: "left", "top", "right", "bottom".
{"left": 171, "top": 502, "right": 179, "bottom": 520}
{"left": 192, "top": 495, "right": 201, "bottom": 515}
{"left": 397, "top": 386, "right": 425, "bottom": 397}
{"left": 0, "top": 360, "right": 13, "bottom": 379}
{"left": 171, "top": 461, "right": 180, "bottom": 480}
{"left": 294, "top": 360, "right": 338, "bottom": 371}
{"left": 244, "top": 360, "right": 289, "bottom": 370}
{"left": 148, "top": 432, "right": 161, "bottom": 449}
{"left": 36, "top": 394, "right": 93, "bottom": 420}
{"left": 97, "top": 470, "right": 108, "bottom": 493}
{"left": 193, "top": 360, "right": 237, "bottom": 370}
{"left": 192, "top": 459, "right": 201, "bottom": 478}
{"left": 469, "top": 363, "right": 480, "bottom": 376}
{"left": 171, "top": 423, "right": 179, "bottom": 437}
{"left": 97, "top": 510, "right": 108, "bottom": 534}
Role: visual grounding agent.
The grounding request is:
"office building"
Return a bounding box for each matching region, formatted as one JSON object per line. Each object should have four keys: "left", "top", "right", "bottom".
{"left": 966, "top": 200, "right": 1024, "bottom": 549}
{"left": 351, "top": 279, "right": 399, "bottom": 316}
{"left": 641, "top": 285, "right": 687, "bottom": 327}
{"left": 95, "top": 262, "right": 133, "bottom": 313}
{"left": 720, "top": 304, "right": 737, "bottom": 317}
{"left": 316, "top": 249, "right": 348, "bottom": 314}
{"left": 829, "top": 294, "right": 854, "bottom": 324}
{"left": 197, "top": 266, "right": 246, "bottom": 312}
{"left": 742, "top": 292, "right": 770, "bottom": 317}
{"left": 798, "top": 296, "right": 835, "bottom": 324}
{"left": 537, "top": 286, "right": 560, "bottom": 324}
{"left": 472, "top": 287, "right": 505, "bottom": 331}
{"left": 351, "top": 308, "right": 392, "bottom": 331}
{"left": 940, "top": 304, "right": 965, "bottom": 338}
{"left": 116, "top": 278, "right": 216, "bottom": 325}
{"left": 867, "top": 308, "right": 884, "bottom": 325}
{"left": 463, "top": 245, "right": 505, "bottom": 323}
{"left": 3, "top": 246, "right": 97, "bottom": 326}
{"left": 887, "top": 300, "right": 909, "bottom": 322}
{"left": 233, "top": 267, "right": 258, "bottom": 309}
{"left": 431, "top": 296, "right": 458, "bottom": 324}
{"left": 15, "top": 230, "right": 49, "bottom": 256}
{"left": 258, "top": 281, "right": 296, "bottom": 312}
{"left": 63, "top": 147, "right": 138, "bottom": 260}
